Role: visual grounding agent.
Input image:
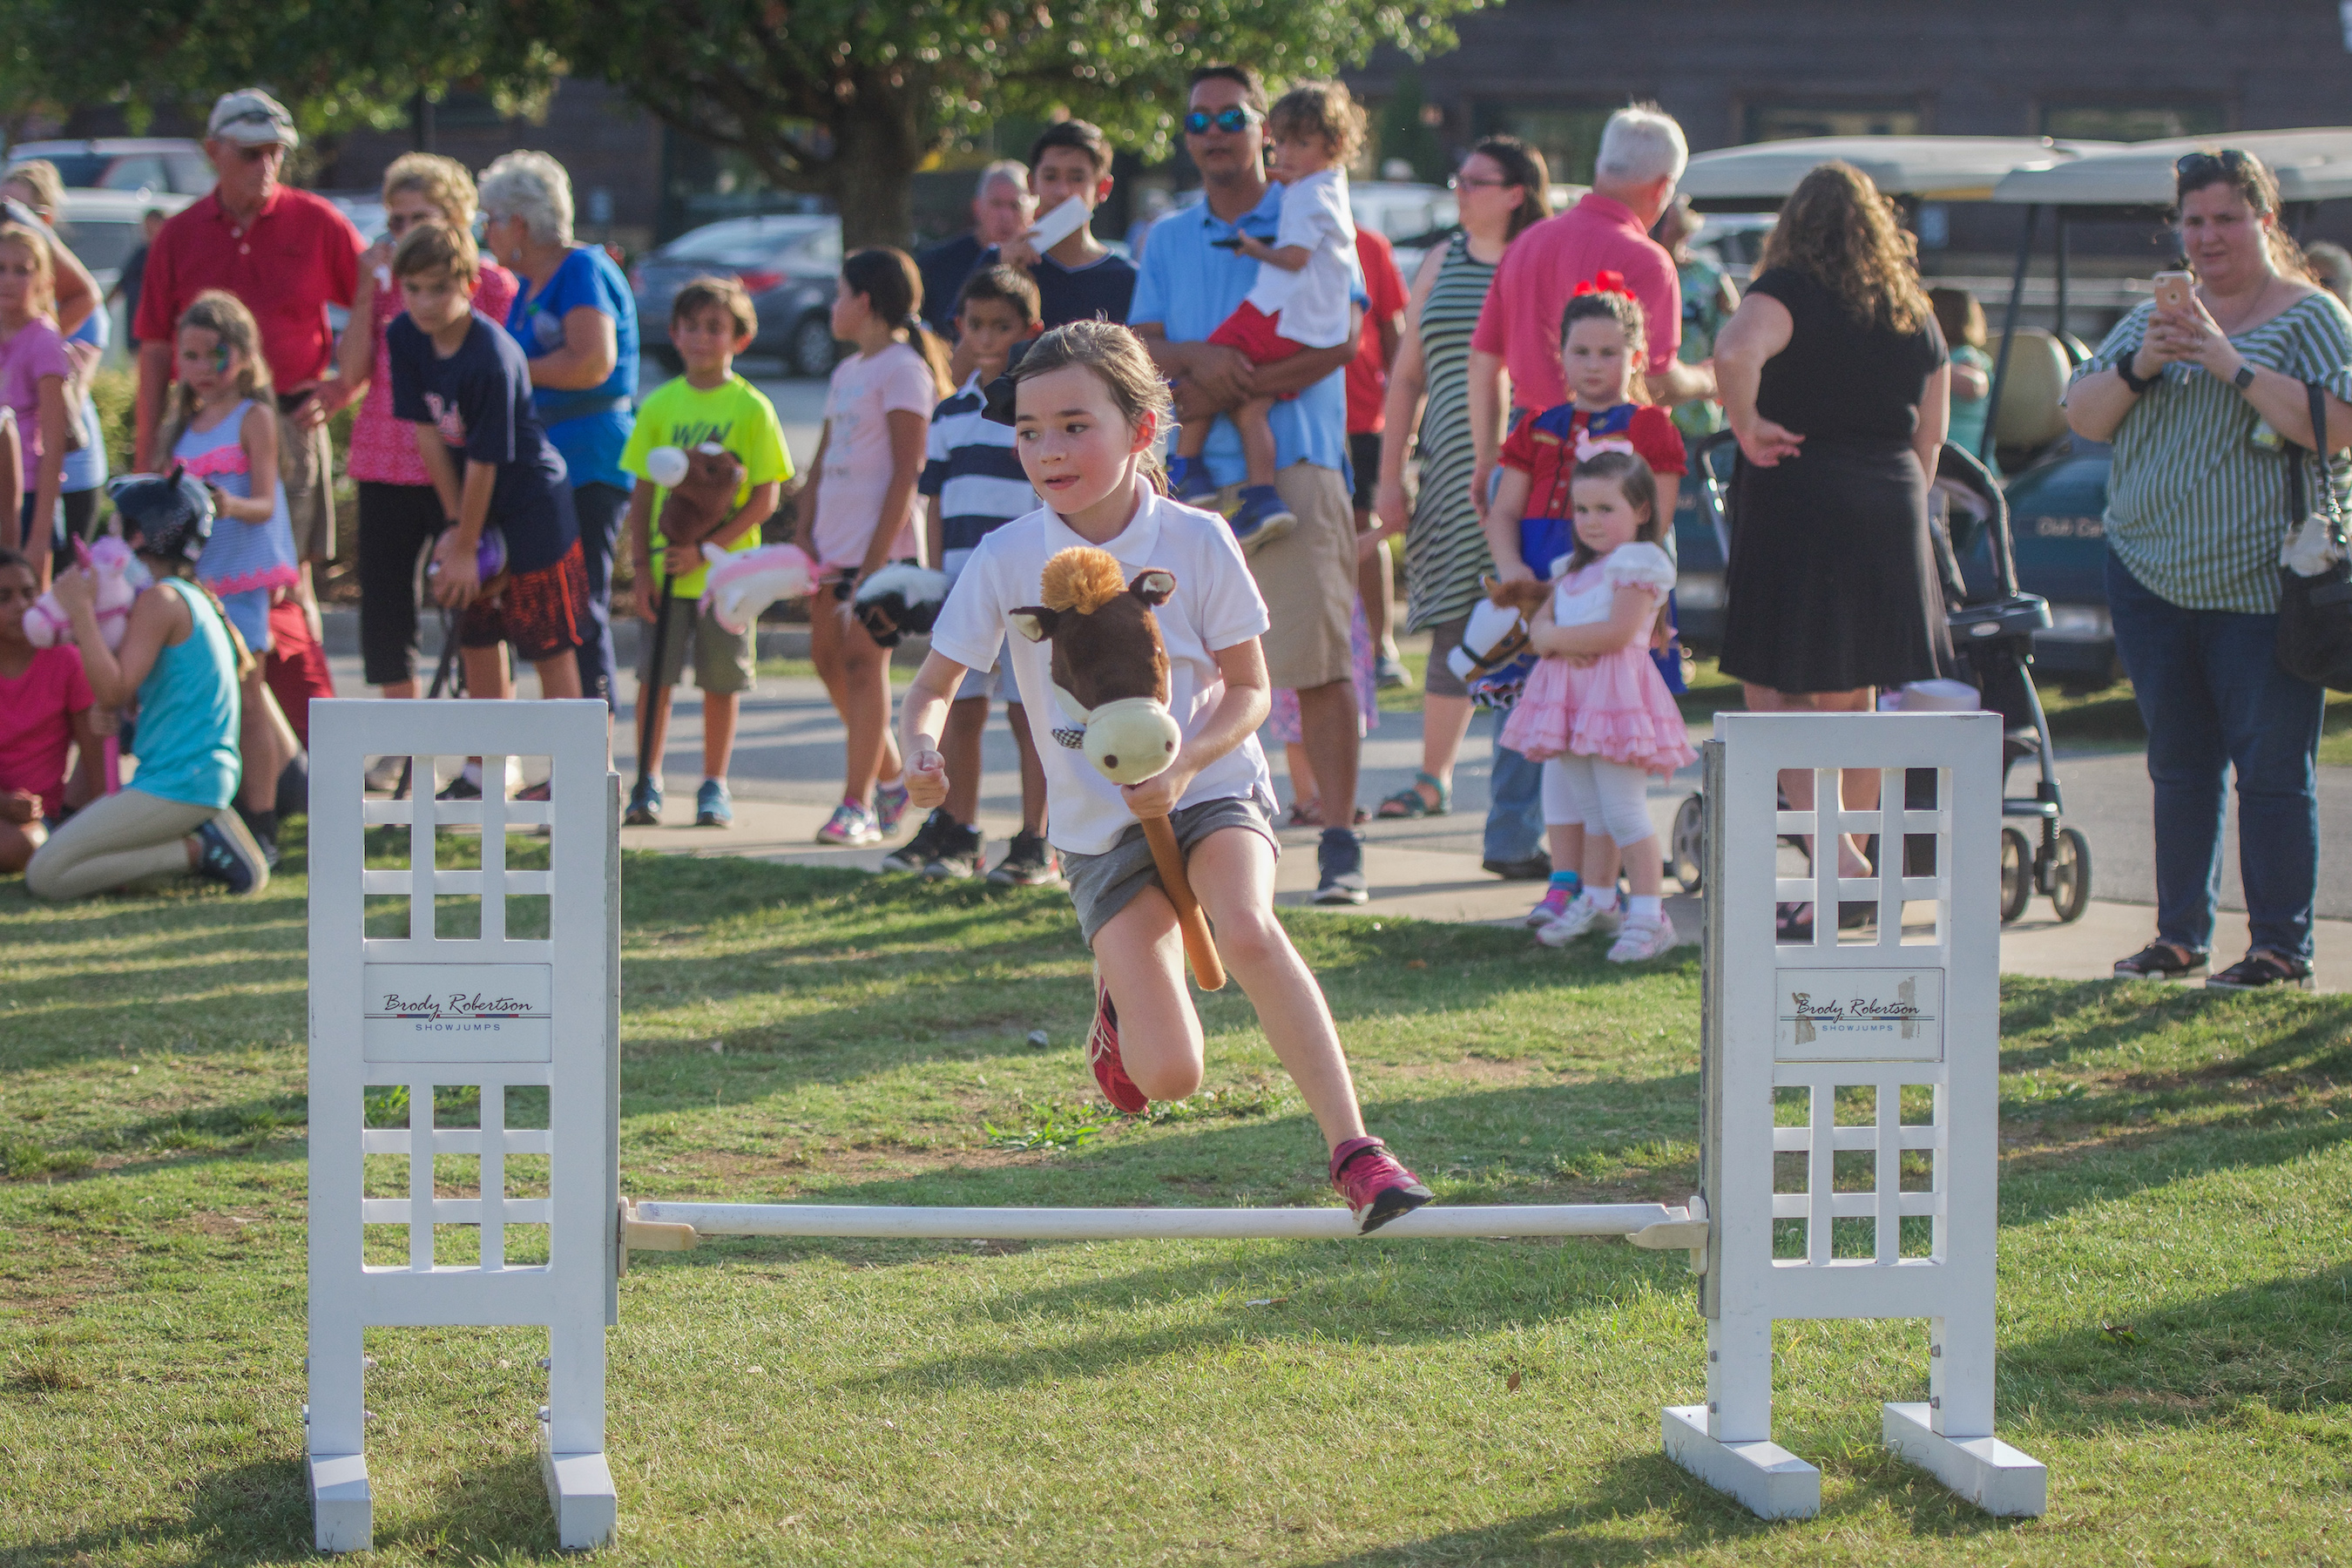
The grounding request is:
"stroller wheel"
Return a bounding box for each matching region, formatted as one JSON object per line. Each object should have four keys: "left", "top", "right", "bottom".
{"left": 1999, "top": 827, "right": 2033, "bottom": 923}
{"left": 1670, "top": 793, "right": 1705, "bottom": 893}
{"left": 2048, "top": 826, "right": 2092, "bottom": 923}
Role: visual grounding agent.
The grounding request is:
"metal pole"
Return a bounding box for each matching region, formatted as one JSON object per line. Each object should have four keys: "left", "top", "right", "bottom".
{"left": 2054, "top": 209, "right": 2070, "bottom": 346}
{"left": 632, "top": 1200, "right": 1694, "bottom": 1241}
{"left": 1982, "top": 204, "right": 2041, "bottom": 464}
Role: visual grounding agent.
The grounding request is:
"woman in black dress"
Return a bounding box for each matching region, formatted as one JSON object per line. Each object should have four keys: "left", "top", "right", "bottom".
{"left": 1712, "top": 161, "right": 1951, "bottom": 909}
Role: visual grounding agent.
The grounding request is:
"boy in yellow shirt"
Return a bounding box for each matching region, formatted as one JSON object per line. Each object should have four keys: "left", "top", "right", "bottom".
{"left": 621, "top": 277, "right": 792, "bottom": 826}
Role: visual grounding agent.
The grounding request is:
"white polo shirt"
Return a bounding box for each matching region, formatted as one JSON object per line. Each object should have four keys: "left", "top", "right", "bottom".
{"left": 928, "top": 489, "right": 1275, "bottom": 855}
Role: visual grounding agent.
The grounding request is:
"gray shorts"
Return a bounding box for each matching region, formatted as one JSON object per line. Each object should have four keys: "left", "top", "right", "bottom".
{"left": 1423, "top": 613, "right": 1471, "bottom": 700}
{"left": 1062, "top": 787, "right": 1281, "bottom": 945}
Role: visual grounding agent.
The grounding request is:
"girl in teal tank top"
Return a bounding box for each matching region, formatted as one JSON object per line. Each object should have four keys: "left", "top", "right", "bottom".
{"left": 23, "top": 531, "right": 272, "bottom": 901}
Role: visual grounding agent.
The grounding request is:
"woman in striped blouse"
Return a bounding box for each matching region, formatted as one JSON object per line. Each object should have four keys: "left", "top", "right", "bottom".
{"left": 2066, "top": 148, "right": 2352, "bottom": 992}
{"left": 1368, "top": 137, "right": 1549, "bottom": 821}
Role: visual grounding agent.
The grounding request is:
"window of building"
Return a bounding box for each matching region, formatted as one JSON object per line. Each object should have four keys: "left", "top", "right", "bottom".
{"left": 2041, "top": 105, "right": 2226, "bottom": 143}
{"left": 1470, "top": 104, "right": 1616, "bottom": 186}
{"left": 1746, "top": 104, "right": 1923, "bottom": 142}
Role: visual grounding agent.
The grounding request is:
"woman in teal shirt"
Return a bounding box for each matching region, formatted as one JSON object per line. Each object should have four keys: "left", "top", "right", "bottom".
{"left": 24, "top": 483, "right": 272, "bottom": 899}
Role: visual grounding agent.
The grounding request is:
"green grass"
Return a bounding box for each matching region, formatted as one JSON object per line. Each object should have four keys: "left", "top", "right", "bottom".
{"left": 3, "top": 829, "right": 2349, "bottom": 1563}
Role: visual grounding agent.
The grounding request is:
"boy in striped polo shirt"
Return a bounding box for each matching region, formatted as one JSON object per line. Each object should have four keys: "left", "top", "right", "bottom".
{"left": 882, "top": 265, "right": 1057, "bottom": 883}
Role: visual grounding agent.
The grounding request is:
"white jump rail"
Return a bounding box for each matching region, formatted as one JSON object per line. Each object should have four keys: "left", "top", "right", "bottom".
{"left": 306, "top": 704, "right": 2044, "bottom": 1551}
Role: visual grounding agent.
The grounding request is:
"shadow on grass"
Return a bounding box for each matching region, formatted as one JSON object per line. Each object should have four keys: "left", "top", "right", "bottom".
{"left": 3, "top": 1456, "right": 314, "bottom": 1566}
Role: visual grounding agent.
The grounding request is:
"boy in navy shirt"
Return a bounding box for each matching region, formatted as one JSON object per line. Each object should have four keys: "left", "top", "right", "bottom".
{"left": 968, "top": 120, "right": 1136, "bottom": 329}
{"left": 388, "top": 221, "right": 586, "bottom": 715}
{"left": 881, "top": 266, "right": 1056, "bottom": 884}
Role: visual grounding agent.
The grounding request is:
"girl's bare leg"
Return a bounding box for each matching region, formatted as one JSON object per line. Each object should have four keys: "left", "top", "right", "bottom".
{"left": 1744, "top": 684, "right": 1877, "bottom": 875}
{"left": 811, "top": 598, "right": 899, "bottom": 805}
{"left": 1091, "top": 889, "right": 1206, "bottom": 1102}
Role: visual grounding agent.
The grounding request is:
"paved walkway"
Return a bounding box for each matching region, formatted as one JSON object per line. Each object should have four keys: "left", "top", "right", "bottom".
{"left": 326, "top": 618, "right": 2350, "bottom": 994}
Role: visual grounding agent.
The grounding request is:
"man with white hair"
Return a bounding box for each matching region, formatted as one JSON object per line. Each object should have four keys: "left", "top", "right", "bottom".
{"left": 917, "top": 161, "right": 1035, "bottom": 335}
{"left": 1463, "top": 103, "right": 1712, "bottom": 882}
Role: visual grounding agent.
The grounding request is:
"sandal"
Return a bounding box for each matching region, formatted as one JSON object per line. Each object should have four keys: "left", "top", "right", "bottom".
{"left": 1288, "top": 799, "right": 1370, "bottom": 827}
{"left": 1775, "top": 902, "right": 1874, "bottom": 943}
{"left": 2205, "top": 950, "right": 2313, "bottom": 992}
{"left": 2112, "top": 941, "right": 2207, "bottom": 981}
{"left": 1375, "top": 770, "right": 1452, "bottom": 819}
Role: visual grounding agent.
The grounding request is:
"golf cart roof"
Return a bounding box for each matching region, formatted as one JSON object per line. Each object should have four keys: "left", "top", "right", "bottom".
{"left": 1680, "top": 136, "right": 2114, "bottom": 204}
{"left": 1990, "top": 127, "right": 2352, "bottom": 206}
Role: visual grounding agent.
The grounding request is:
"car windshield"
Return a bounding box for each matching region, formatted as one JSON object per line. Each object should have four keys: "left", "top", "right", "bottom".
{"left": 662, "top": 220, "right": 828, "bottom": 268}
{"left": 17, "top": 153, "right": 114, "bottom": 187}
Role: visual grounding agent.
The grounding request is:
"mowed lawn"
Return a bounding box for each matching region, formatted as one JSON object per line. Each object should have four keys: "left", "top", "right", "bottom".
{"left": 0, "top": 827, "right": 2347, "bottom": 1565}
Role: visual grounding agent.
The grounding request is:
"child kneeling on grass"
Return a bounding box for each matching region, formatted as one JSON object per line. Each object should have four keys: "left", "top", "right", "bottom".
{"left": 25, "top": 481, "right": 271, "bottom": 900}
{"left": 619, "top": 274, "right": 790, "bottom": 828}
{"left": 900, "top": 321, "right": 1431, "bottom": 1231}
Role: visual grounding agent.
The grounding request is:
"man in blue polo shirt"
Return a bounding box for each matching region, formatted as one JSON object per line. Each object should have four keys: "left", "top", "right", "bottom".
{"left": 1132, "top": 63, "right": 1369, "bottom": 904}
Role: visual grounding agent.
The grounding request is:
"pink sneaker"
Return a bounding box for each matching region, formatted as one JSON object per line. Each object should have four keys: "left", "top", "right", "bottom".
{"left": 1087, "top": 972, "right": 1147, "bottom": 1114}
{"left": 1329, "top": 1136, "right": 1433, "bottom": 1233}
{"left": 1524, "top": 882, "right": 1573, "bottom": 928}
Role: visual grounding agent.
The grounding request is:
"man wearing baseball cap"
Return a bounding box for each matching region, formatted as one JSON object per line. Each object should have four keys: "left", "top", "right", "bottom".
{"left": 133, "top": 88, "right": 363, "bottom": 740}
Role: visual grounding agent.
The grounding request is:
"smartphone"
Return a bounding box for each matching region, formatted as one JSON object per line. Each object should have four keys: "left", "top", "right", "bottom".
{"left": 2153, "top": 270, "right": 2194, "bottom": 314}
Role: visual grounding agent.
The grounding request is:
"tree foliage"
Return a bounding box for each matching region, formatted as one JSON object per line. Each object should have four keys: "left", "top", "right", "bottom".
{"left": 527, "top": 0, "right": 1488, "bottom": 246}
{"left": 0, "top": 0, "right": 558, "bottom": 166}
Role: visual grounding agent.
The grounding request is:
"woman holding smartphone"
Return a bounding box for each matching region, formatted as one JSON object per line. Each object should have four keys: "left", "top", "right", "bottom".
{"left": 2065, "top": 147, "right": 2352, "bottom": 991}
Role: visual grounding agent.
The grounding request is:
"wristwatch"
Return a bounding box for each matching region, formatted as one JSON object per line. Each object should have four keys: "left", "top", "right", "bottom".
{"left": 2233, "top": 362, "right": 2258, "bottom": 390}
{"left": 2117, "top": 356, "right": 2156, "bottom": 395}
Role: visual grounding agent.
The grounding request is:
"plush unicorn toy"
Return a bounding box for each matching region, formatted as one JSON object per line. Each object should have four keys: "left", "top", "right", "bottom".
{"left": 699, "top": 542, "right": 815, "bottom": 635}
{"left": 24, "top": 535, "right": 146, "bottom": 651}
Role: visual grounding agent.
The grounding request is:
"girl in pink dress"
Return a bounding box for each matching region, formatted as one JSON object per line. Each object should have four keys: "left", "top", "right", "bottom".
{"left": 1502, "top": 449, "right": 1694, "bottom": 962}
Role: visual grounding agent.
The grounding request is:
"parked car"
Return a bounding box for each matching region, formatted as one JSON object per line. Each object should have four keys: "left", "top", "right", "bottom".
{"left": 632, "top": 214, "right": 843, "bottom": 377}
{"left": 54, "top": 187, "right": 194, "bottom": 292}
{"left": 8, "top": 138, "right": 212, "bottom": 196}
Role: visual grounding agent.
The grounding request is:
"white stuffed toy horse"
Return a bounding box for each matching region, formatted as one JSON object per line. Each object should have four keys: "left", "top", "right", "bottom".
{"left": 699, "top": 542, "right": 815, "bottom": 635}
{"left": 24, "top": 536, "right": 146, "bottom": 651}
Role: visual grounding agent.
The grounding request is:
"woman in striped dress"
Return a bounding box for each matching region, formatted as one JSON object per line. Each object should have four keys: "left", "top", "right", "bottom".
{"left": 1369, "top": 137, "right": 1550, "bottom": 818}
{"left": 2066, "top": 148, "right": 2352, "bottom": 992}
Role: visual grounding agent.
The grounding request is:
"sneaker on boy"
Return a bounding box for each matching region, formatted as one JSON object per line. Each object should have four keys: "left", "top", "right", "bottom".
{"left": 988, "top": 829, "right": 1063, "bottom": 888}
{"left": 922, "top": 821, "right": 984, "bottom": 880}
{"left": 1329, "top": 1135, "right": 1432, "bottom": 1233}
{"left": 618, "top": 275, "right": 793, "bottom": 829}
{"left": 624, "top": 778, "right": 662, "bottom": 826}
{"left": 881, "top": 808, "right": 955, "bottom": 873}
{"left": 1166, "top": 454, "right": 1220, "bottom": 504}
{"left": 1226, "top": 484, "right": 1296, "bottom": 552}
{"left": 1313, "top": 827, "right": 1368, "bottom": 905}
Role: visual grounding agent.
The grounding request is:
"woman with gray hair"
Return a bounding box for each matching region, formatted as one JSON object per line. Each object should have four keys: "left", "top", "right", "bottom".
{"left": 480, "top": 150, "right": 641, "bottom": 716}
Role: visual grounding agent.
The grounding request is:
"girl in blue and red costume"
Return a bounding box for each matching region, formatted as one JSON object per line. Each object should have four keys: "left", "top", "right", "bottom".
{"left": 1482, "top": 275, "right": 1686, "bottom": 925}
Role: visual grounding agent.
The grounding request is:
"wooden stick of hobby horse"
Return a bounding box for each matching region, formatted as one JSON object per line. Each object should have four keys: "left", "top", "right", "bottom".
{"left": 1140, "top": 813, "right": 1225, "bottom": 991}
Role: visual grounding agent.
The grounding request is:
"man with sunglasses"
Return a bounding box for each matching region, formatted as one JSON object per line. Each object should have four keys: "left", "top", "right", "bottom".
{"left": 1132, "top": 64, "right": 1373, "bottom": 904}
{"left": 133, "top": 89, "right": 365, "bottom": 625}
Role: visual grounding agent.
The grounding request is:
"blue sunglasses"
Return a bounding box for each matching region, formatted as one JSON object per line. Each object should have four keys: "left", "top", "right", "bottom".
{"left": 1184, "top": 106, "right": 1260, "bottom": 136}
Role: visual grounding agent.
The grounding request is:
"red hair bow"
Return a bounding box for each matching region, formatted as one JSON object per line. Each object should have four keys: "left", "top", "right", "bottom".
{"left": 1571, "top": 270, "right": 1632, "bottom": 300}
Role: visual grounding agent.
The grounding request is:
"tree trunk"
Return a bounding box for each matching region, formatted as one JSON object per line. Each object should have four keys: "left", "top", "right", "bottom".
{"left": 825, "top": 78, "right": 926, "bottom": 252}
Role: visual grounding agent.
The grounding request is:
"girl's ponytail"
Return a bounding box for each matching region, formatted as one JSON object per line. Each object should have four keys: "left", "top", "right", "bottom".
{"left": 902, "top": 313, "right": 955, "bottom": 402}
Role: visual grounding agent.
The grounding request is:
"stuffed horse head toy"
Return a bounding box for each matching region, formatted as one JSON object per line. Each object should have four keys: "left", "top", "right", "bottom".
{"left": 1446, "top": 575, "right": 1550, "bottom": 710}
{"left": 645, "top": 442, "right": 747, "bottom": 549}
{"left": 853, "top": 562, "right": 954, "bottom": 648}
{"left": 23, "top": 534, "right": 145, "bottom": 650}
{"left": 700, "top": 541, "right": 814, "bottom": 634}
{"left": 1009, "top": 546, "right": 1183, "bottom": 786}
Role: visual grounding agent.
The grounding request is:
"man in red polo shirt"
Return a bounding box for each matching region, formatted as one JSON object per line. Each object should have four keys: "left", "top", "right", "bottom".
{"left": 133, "top": 88, "right": 362, "bottom": 750}
{"left": 1467, "top": 104, "right": 1715, "bottom": 513}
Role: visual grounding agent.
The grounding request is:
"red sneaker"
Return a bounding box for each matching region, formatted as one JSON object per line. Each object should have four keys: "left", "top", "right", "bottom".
{"left": 1087, "top": 972, "right": 1147, "bottom": 1114}
{"left": 1330, "top": 1136, "right": 1433, "bottom": 1233}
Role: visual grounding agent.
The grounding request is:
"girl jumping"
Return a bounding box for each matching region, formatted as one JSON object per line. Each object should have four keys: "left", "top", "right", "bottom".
{"left": 900, "top": 321, "right": 1430, "bottom": 1231}
{"left": 1503, "top": 450, "right": 1695, "bottom": 962}
{"left": 796, "top": 248, "right": 950, "bottom": 846}
{"left": 1486, "top": 280, "right": 1687, "bottom": 928}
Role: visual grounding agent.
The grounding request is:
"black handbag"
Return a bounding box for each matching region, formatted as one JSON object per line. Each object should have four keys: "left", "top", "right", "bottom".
{"left": 2275, "top": 378, "right": 2352, "bottom": 691}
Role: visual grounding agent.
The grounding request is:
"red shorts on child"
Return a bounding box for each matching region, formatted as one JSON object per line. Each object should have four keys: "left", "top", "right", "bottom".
{"left": 1207, "top": 301, "right": 1308, "bottom": 366}
{"left": 459, "top": 542, "right": 590, "bottom": 665}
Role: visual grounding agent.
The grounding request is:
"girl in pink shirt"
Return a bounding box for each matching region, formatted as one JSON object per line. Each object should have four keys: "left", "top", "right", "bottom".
{"left": 0, "top": 546, "right": 103, "bottom": 873}
{"left": 0, "top": 223, "right": 71, "bottom": 586}
{"left": 795, "top": 247, "right": 951, "bottom": 846}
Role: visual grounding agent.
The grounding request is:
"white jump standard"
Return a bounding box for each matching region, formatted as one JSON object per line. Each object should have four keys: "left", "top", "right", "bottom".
{"left": 303, "top": 704, "right": 2044, "bottom": 1551}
